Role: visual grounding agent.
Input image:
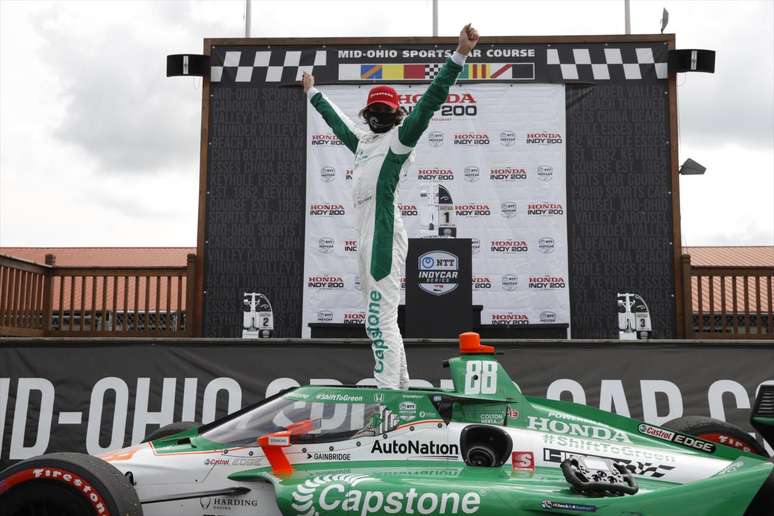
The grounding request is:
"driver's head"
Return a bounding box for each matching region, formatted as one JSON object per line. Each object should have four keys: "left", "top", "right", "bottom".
{"left": 360, "top": 85, "right": 405, "bottom": 133}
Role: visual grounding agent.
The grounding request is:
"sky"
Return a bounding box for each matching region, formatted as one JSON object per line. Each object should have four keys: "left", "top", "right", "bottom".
{"left": 0, "top": 0, "right": 772, "bottom": 247}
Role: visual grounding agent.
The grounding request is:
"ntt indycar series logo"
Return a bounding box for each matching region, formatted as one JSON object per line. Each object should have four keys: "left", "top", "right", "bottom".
{"left": 320, "top": 166, "right": 336, "bottom": 182}
{"left": 538, "top": 237, "right": 555, "bottom": 253}
{"left": 311, "top": 133, "right": 344, "bottom": 146}
{"left": 290, "top": 474, "right": 482, "bottom": 516}
{"left": 500, "top": 130, "right": 516, "bottom": 146}
{"left": 500, "top": 202, "right": 518, "bottom": 218}
{"left": 491, "top": 312, "right": 530, "bottom": 326}
{"left": 471, "top": 238, "right": 480, "bottom": 254}
{"left": 417, "top": 168, "right": 454, "bottom": 181}
{"left": 490, "top": 239, "right": 528, "bottom": 254}
{"left": 418, "top": 251, "right": 459, "bottom": 296}
{"left": 307, "top": 276, "right": 345, "bottom": 289}
{"left": 490, "top": 167, "right": 527, "bottom": 181}
{"left": 317, "top": 237, "right": 334, "bottom": 254}
{"left": 316, "top": 310, "right": 334, "bottom": 322}
{"left": 529, "top": 275, "right": 567, "bottom": 290}
{"left": 455, "top": 203, "right": 491, "bottom": 217}
{"left": 526, "top": 131, "right": 563, "bottom": 145}
{"left": 310, "top": 203, "right": 346, "bottom": 216}
{"left": 528, "top": 203, "right": 564, "bottom": 216}
{"left": 454, "top": 132, "right": 490, "bottom": 145}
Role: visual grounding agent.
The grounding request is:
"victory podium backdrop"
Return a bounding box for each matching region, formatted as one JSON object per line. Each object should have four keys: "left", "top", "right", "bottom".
{"left": 198, "top": 36, "right": 678, "bottom": 339}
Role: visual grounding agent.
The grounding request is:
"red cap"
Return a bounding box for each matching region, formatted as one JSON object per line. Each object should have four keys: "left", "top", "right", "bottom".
{"left": 366, "top": 85, "right": 400, "bottom": 109}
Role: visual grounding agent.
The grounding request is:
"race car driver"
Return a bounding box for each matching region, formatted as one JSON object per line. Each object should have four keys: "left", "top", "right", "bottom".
{"left": 302, "top": 24, "right": 480, "bottom": 389}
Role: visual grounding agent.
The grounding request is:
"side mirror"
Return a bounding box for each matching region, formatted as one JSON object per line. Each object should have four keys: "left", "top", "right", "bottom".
{"left": 257, "top": 419, "right": 314, "bottom": 476}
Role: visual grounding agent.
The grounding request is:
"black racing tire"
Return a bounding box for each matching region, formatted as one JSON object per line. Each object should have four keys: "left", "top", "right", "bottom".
{"left": 664, "top": 416, "right": 768, "bottom": 456}
{"left": 142, "top": 421, "right": 199, "bottom": 443}
{"left": 465, "top": 444, "right": 498, "bottom": 467}
{"left": 0, "top": 452, "right": 142, "bottom": 516}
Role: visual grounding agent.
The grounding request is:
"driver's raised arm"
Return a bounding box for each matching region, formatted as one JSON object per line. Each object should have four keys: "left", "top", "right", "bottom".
{"left": 303, "top": 71, "right": 365, "bottom": 154}
{"left": 395, "top": 23, "right": 480, "bottom": 153}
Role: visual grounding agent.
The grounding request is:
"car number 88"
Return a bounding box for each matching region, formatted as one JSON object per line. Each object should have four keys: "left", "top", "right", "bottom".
{"left": 464, "top": 360, "right": 497, "bottom": 394}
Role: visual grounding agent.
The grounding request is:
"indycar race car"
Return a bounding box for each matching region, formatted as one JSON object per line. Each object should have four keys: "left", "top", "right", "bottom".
{"left": 1, "top": 332, "right": 773, "bottom": 515}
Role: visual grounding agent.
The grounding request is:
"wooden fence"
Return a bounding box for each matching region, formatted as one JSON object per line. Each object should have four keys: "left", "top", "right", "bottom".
{"left": 681, "top": 254, "right": 774, "bottom": 339}
{"left": 0, "top": 254, "right": 196, "bottom": 337}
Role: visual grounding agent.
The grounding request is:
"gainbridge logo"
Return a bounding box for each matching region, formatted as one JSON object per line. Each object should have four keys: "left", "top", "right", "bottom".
{"left": 417, "top": 168, "right": 454, "bottom": 181}
{"left": 309, "top": 203, "right": 346, "bottom": 216}
{"left": 311, "top": 133, "right": 344, "bottom": 146}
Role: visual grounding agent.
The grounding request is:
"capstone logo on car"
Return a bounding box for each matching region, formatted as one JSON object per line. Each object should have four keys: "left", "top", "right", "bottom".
{"left": 290, "top": 475, "right": 482, "bottom": 516}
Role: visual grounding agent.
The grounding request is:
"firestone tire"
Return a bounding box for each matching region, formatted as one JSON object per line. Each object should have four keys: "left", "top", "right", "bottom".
{"left": 0, "top": 452, "right": 142, "bottom": 516}
{"left": 664, "top": 416, "right": 769, "bottom": 456}
{"left": 142, "top": 421, "right": 199, "bottom": 443}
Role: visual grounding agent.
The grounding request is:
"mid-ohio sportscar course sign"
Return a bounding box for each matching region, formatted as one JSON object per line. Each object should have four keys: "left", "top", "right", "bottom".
{"left": 0, "top": 339, "right": 772, "bottom": 467}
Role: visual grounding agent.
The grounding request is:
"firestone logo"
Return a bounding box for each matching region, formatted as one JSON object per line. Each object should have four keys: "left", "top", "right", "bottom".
{"left": 307, "top": 275, "right": 346, "bottom": 289}
{"left": 312, "top": 133, "right": 344, "bottom": 146}
{"left": 310, "top": 203, "right": 346, "bottom": 216}
{"left": 464, "top": 165, "right": 480, "bottom": 182}
{"left": 417, "top": 168, "right": 454, "bottom": 181}
{"left": 529, "top": 275, "right": 567, "bottom": 290}
{"left": 491, "top": 313, "right": 530, "bottom": 326}
{"left": 527, "top": 203, "right": 564, "bottom": 216}
{"left": 428, "top": 131, "right": 444, "bottom": 147}
{"left": 396, "top": 204, "right": 417, "bottom": 217}
{"left": 489, "top": 167, "right": 527, "bottom": 181}
{"left": 490, "top": 240, "right": 528, "bottom": 254}
{"left": 473, "top": 276, "right": 492, "bottom": 289}
{"left": 454, "top": 132, "right": 490, "bottom": 145}
{"left": 455, "top": 203, "right": 491, "bottom": 217}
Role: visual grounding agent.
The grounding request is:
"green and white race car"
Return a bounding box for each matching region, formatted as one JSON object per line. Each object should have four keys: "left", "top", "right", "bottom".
{"left": 1, "top": 333, "right": 773, "bottom": 515}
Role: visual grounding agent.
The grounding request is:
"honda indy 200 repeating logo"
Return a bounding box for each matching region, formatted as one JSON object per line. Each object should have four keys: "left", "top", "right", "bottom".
{"left": 309, "top": 203, "right": 346, "bottom": 216}
{"left": 289, "top": 474, "right": 482, "bottom": 516}
{"left": 417, "top": 251, "right": 459, "bottom": 296}
{"left": 529, "top": 275, "right": 567, "bottom": 290}
{"left": 417, "top": 168, "right": 454, "bottom": 181}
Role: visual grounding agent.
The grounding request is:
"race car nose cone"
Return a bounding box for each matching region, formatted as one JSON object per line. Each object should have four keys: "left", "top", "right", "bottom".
{"left": 459, "top": 332, "right": 495, "bottom": 354}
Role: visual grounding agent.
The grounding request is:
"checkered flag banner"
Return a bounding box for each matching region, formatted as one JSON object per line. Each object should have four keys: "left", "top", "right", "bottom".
{"left": 547, "top": 46, "right": 668, "bottom": 81}
{"left": 424, "top": 63, "right": 442, "bottom": 80}
{"left": 210, "top": 48, "right": 327, "bottom": 83}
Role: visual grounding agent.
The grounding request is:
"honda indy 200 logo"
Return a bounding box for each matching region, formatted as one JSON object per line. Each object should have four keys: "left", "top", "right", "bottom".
{"left": 417, "top": 251, "right": 459, "bottom": 296}
{"left": 289, "top": 474, "right": 481, "bottom": 516}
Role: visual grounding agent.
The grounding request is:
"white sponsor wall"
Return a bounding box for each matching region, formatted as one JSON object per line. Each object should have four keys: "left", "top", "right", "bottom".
{"left": 303, "top": 83, "right": 568, "bottom": 337}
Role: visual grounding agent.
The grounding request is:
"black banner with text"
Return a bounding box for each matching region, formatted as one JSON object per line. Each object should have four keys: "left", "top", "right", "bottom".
{"left": 1, "top": 339, "right": 772, "bottom": 468}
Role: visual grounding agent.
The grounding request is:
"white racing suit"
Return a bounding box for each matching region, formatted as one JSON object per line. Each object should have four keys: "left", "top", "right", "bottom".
{"left": 307, "top": 52, "right": 466, "bottom": 389}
